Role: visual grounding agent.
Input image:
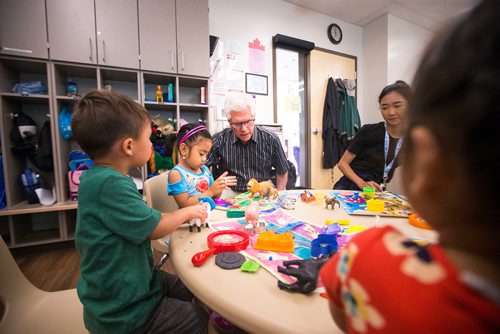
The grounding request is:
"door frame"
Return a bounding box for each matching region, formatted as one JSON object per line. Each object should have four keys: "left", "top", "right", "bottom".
{"left": 307, "top": 47, "right": 357, "bottom": 188}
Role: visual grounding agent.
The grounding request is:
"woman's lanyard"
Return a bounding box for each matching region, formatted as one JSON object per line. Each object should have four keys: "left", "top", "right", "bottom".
{"left": 383, "top": 122, "right": 403, "bottom": 189}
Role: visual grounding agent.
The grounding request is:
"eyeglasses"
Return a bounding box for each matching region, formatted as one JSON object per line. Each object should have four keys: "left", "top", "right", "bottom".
{"left": 229, "top": 119, "right": 255, "bottom": 129}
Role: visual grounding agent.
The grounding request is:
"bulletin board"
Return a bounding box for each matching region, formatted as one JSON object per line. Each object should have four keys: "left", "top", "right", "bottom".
{"left": 209, "top": 38, "right": 268, "bottom": 122}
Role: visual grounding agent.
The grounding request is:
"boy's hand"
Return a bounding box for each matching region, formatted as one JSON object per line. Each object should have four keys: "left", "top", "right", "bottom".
{"left": 191, "top": 203, "right": 208, "bottom": 222}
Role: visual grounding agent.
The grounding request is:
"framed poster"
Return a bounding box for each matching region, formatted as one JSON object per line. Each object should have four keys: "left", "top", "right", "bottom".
{"left": 245, "top": 73, "right": 268, "bottom": 95}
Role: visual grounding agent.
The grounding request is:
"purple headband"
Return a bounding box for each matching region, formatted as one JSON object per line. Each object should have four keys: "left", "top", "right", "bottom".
{"left": 178, "top": 125, "right": 208, "bottom": 146}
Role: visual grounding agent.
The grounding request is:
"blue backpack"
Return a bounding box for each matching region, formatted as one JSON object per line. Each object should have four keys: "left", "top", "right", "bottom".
{"left": 20, "top": 168, "right": 41, "bottom": 204}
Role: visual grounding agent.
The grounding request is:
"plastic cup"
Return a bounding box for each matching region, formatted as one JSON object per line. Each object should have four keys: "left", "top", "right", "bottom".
{"left": 363, "top": 187, "right": 375, "bottom": 199}
{"left": 366, "top": 199, "right": 384, "bottom": 212}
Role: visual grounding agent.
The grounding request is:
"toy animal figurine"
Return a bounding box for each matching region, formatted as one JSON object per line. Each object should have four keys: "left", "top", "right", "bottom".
{"left": 190, "top": 197, "right": 215, "bottom": 232}
{"left": 155, "top": 85, "right": 163, "bottom": 103}
{"left": 244, "top": 202, "right": 265, "bottom": 233}
{"left": 325, "top": 197, "right": 340, "bottom": 210}
{"left": 279, "top": 194, "right": 296, "bottom": 210}
{"left": 246, "top": 178, "right": 279, "bottom": 199}
{"left": 151, "top": 116, "right": 175, "bottom": 138}
{"left": 300, "top": 190, "right": 316, "bottom": 203}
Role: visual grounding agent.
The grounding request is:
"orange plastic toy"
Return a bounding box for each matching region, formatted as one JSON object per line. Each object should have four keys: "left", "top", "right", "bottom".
{"left": 409, "top": 213, "right": 432, "bottom": 230}
{"left": 300, "top": 190, "right": 316, "bottom": 203}
{"left": 253, "top": 231, "right": 294, "bottom": 253}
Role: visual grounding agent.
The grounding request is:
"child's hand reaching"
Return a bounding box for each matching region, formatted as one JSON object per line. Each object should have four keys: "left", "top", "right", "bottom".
{"left": 210, "top": 171, "right": 237, "bottom": 197}
{"left": 190, "top": 203, "right": 209, "bottom": 222}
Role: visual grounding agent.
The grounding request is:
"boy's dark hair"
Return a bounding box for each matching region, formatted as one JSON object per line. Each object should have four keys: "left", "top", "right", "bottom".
{"left": 72, "top": 90, "right": 151, "bottom": 159}
{"left": 408, "top": 0, "right": 499, "bottom": 216}
{"left": 175, "top": 123, "right": 212, "bottom": 149}
{"left": 378, "top": 80, "right": 412, "bottom": 104}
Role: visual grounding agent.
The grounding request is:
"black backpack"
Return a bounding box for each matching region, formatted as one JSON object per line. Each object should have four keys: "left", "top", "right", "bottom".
{"left": 10, "top": 112, "right": 54, "bottom": 172}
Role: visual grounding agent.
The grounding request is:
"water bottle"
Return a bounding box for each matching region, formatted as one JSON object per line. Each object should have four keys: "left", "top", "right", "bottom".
{"left": 167, "top": 83, "right": 174, "bottom": 102}
{"left": 67, "top": 78, "right": 77, "bottom": 96}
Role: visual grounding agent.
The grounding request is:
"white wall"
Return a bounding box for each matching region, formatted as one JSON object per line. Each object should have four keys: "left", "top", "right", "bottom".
{"left": 362, "top": 15, "right": 388, "bottom": 124}
{"left": 209, "top": 0, "right": 363, "bottom": 127}
{"left": 362, "top": 14, "right": 433, "bottom": 124}
{"left": 388, "top": 15, "right": 433, "bottom": 84}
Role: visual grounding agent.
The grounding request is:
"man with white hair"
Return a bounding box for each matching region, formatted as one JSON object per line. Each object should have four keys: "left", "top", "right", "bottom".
{"left": 206, "top": 93, "right": 288, "bottom": 193}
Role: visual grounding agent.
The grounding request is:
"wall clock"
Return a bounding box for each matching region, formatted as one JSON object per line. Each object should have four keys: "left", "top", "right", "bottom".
{"left": 327, "top": 23, "right": 342, "bottom": 45}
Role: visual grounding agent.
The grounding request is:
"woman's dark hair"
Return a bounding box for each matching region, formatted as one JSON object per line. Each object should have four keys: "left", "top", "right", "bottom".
{"left": 378, "top": 80, "right": 412, "bottom": 104}
{"left": 408, "top": 0, "right": 499, "bottom": 216}
{"left": 175, "top": 123, "right": 212, "bottom": 149}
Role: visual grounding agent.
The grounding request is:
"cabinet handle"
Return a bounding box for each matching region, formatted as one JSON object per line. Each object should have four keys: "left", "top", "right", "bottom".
{"left": 1, "top": 46, "right": 33, "bottom": 54}
{"left": 181, "top": 52, "right": 185, "bottom": 71}
{"left": 89, "top": 38, "right": 93, "bottom": 61}
{"left": 170, "top": 51, "right": 175, "bottom": 70}
{"left": 102, "top": 40, "right": 106, "bottom": 63}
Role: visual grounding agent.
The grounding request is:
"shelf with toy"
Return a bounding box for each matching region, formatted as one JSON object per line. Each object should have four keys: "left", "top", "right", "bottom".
{"left": 142, "top": 72, "right": 176, "bottom": 103}
{"left": 0, "top": 57, "right": 49, "bottom": 95}
{"left": 178, "top": 109, "right": 208, "bottom": 128}
{"left": 100, "top": 67, "right": 140, "bottom": 101}
{"left": 51, "top": 62, "right": 98, "bottom": 98}
{"left": 178, "top": 76, "right": 207, "bottom": 105}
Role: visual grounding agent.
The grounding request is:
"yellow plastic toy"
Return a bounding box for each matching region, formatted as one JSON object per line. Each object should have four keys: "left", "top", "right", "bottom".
{"left": 341, "top": 225, "right": 367, "bottom": 235}
{"left": 155, "top": 85, "right": 163, "bottom": 103}
{"left": 254, "top": 231, "right": 294, "bottom": 253}
{"left": 366, "top": 199, "right": 384, "bottom": 212}
{"left": 326, "top": 219, "right": 349, "bottom": 226}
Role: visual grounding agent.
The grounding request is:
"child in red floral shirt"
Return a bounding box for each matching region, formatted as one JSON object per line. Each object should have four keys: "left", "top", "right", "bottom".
{"left": 320, "top": 0, "right": 500, "bottom": 332}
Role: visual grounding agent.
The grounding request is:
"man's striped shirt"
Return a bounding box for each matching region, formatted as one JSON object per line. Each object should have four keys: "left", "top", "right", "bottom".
{"left": 206, "top": 126, "right": 288, "bottom": 192}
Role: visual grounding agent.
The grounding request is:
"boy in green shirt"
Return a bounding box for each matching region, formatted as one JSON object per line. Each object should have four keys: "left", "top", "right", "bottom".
{"left": 72, "top": 90, "right": 209, "bottom": 333}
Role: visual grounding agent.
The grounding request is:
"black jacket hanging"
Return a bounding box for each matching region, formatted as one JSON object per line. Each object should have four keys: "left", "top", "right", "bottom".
{"left": 322, "top": 78, "right": 345, "bottom": 168}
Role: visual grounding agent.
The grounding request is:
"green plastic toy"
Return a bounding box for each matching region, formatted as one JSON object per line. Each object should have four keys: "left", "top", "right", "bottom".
{"left": 226, "top": 210, "right": 245, "bottom": 218}
{"left": 240, "top": 259, "right": 260, "bottom": 273}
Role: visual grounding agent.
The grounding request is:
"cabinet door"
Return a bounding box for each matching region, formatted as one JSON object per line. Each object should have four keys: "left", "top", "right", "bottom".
{"left": 95, "top": 0, "right": 140, "bottom": 69}
{"left": 46, "top": 0, "right": 97, "bottom": 64}
{"left": 0, "top": 0, "right": 48, "bottom": 59}
{"left": 176, "top": 0, "right": 209, "bottom": 77}
{"left": 139, "top": 0, "right": 177, "bottom": 73}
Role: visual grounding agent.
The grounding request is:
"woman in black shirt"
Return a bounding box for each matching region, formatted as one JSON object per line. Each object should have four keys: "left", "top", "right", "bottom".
{"left": 333, "top": 81, "right": 411, "bottom": 191}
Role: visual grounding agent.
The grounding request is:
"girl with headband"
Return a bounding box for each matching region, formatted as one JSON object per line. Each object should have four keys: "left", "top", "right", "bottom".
{"left": 167, "top": 123, "right": 237, "bottom": 209}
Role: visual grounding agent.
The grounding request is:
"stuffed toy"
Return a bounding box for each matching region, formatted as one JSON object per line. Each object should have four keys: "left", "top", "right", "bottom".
{"left": 151, "top": 116, "right": 174, "bottom": 138}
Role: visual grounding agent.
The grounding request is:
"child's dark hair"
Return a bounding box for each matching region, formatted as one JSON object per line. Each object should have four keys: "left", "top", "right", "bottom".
{"left": 408, "top": 0, "right": 499, "bottom": 217}
{"left": 378, "top": 80, "right": 412, "bottom": 104}
{"left": 72, "top": 89, "right": 151, "bottom": 159}
{"left": 175, "top": 123, "right": 212, "bottom": 149}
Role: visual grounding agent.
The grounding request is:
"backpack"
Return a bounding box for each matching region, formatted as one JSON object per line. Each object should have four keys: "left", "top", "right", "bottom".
{"left": 20, "top": 168, "right": 41, "bottom": 204}
{"left": 59, "top": 107, "right": 73, "bottom": 141}
{"left": 68, "top": 151, "right": 93, "bottom": 200}
{"left": 10, "top": 112, "right": 54, "bottom": 172}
